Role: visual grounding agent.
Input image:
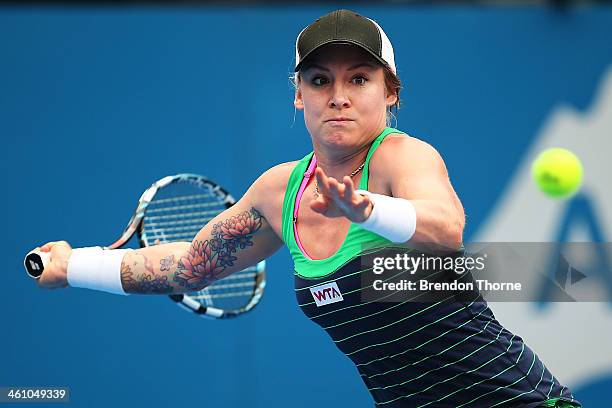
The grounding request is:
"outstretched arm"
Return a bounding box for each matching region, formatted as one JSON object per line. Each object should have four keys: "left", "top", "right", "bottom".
{"left": 35, "top": 174, "right": 284, "bottom": 295}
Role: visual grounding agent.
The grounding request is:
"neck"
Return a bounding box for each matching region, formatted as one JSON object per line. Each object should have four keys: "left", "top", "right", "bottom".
{"left": 313, "top": 143, "right": 370, "bottom": 182}
{"left": 312, "top": 125, "right": 386, "bottom": 181}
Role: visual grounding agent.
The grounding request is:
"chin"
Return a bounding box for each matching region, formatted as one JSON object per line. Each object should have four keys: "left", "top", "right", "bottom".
{"left": 320, "top": 133, "right": 359, "bottom": 151}
{"left": 307, "top": 121, "right": 359, "bottom": 148}
{"left": 322, "top": 127, "right": 351, "bottom": 141}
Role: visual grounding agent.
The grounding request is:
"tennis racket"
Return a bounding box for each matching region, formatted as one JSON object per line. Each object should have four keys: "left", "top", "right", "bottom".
{"left": 24, "top": 174, "right": 266, "bottom": 319}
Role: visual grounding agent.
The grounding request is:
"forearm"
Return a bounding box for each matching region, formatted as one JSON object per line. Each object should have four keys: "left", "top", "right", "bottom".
{"left": 119, "top": 242, "right": 190, "bottom": 295}
{"left": 358, "top": 191, "right": 463, "bottom": 253}
{"left": 409, "top": 200, "right": 464, "bottom": 252}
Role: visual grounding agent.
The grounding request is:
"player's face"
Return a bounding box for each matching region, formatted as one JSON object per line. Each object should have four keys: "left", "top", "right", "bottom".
{"left": 295, "top": 44, "right": 397, "bottom": 152}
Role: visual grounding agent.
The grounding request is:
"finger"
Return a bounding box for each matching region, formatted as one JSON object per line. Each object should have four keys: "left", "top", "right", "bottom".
{"left": 355, "top": 194, "right": 372, "bottom": 211}
{"left": 37, "top": 262, "right": 66, "bottom": 289}
{"left": 39, "top": 242, "right": 58, "bottom": 252}
{"left": 329, "top": 177, "right": 348, "bottom": 202}
{"left": 352, "top": 189, "right": 372, "bottom": 212}
{"left": 343, "top": 176, "right": 356, "bottom": 200}
{"left": 37, "top": 267, "right": 55, "bottom": 288}
{"left": 28, "top": 246, "right": 42, "bottom": 256}
{"left": 315, "top": 168, "right": 332, "bottom": 195}
{"left": 42, "top": 241, "right": 69, "bottom": 253}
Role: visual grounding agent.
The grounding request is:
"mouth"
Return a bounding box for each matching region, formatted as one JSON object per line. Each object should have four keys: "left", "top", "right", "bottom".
{"left": 325, "top": 118, "right": 354, "bottom": 122}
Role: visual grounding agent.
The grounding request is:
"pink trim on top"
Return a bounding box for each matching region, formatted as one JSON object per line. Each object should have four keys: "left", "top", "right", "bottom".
{"left": 293, "top": 154, "right": 317, "bottom": 260}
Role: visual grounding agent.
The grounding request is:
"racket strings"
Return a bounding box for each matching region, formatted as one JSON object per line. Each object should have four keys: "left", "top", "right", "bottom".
{"left": 146, "top": 200, "right": 224, "bottom": 214}
{"left": 143, "top": 191, "right": 224, "bottom": 240}
{"left": 193, "top": 269, "right": 258, "bottom": 293}
{"left": 213, "top": 272, "right": 256, "bottom": 281}
{"left": 191, "top": 291, "right": 258, "bottom": 300}
{"left": 143, "top": 219, "right": 211, "bottom": 231}
{"left": 144, "top": 208, "right": 225, "bottom": 221}
{"left": 142, "top": 230, "right": 203, "bottom": 241}
{"left": 147, "top": 193, "right": 218, "bottom": 206}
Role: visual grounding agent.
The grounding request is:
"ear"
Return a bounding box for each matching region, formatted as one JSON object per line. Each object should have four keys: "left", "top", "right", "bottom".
{"left": 385, "top": 91, "right": 398, "bottom": 108}
{"left": 294, "top": 87, "right": 304, "bottom": 110}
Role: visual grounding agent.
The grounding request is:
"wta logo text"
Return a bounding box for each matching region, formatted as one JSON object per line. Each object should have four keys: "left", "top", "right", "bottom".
{"left": 310, "top": 282, "right": 344, "bottom": 307}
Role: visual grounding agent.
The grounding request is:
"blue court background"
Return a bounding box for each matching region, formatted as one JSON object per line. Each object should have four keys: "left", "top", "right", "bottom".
{"left": 1, "top": 5, "right": 611, "bottom": 407}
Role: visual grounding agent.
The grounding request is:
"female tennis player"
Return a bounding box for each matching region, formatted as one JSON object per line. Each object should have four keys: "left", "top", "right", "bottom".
{"left": 33, "top": 9, "right": 580, "bottom": 408}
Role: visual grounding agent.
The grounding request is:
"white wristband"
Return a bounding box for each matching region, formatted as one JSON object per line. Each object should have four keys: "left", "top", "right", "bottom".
{"left": 67, "top": 247, "right": 132, "bottom": 295}
{"left": 355, "top": 190, "right": 417, "bottom": 243}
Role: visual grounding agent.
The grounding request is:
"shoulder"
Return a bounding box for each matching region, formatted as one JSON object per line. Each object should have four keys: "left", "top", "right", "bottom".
{"left": 253, "top": 161, "right": 299, "bottom": 193}
{"left": 245, "top": 161, "right": 299, "bottom": 213}
{"left": 371, "top": 132, "right": 447, "bottom": 175}
{"left": 378, "top": 132, "right": 442, "bottom": 160}
{"left": 368, "top": 132, "right": 449, "bottom": 194}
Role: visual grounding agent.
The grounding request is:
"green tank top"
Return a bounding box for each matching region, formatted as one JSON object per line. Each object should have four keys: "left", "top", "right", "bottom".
{"left": 281, "top": 127, "right": 404, "bottom": 279}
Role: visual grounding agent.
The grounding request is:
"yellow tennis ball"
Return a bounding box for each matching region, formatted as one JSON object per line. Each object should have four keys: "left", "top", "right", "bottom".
{"left": 531, "top": 148, "right": 583, "bottom": 198}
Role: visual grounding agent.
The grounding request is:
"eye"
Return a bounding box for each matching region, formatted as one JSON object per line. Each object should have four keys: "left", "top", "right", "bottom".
{"left": 312, "top": 76, "right": 329, "bottom": 86}
{"left": 352, "top": 75, "right": 368, "bottom": 85}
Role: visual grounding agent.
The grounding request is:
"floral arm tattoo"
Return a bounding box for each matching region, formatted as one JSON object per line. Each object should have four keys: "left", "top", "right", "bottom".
{"left": 174, "top": 207, "right": 262, "bottom": 290}
{"left": 121, "top": 253, "right": 173, "bottom": 294}
{"left": 120, "top": 208, "right": 263, "bottom": 294}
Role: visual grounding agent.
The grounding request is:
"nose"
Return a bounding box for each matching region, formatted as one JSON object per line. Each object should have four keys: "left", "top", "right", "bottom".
{"left": 329, "top": 82, "right": 351, "bottom": 109}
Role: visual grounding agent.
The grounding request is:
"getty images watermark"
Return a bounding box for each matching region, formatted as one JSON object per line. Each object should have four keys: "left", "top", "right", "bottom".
{"left": 360, "top": 243, "right": 612, "bottom": 303}
{"left": 371, "top": 251, "right": 522, "bottom": 291}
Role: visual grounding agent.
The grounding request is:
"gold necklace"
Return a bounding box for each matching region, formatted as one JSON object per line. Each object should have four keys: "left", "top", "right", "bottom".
{"left": 314, "top": 160, "right": 366, "bottom": 196}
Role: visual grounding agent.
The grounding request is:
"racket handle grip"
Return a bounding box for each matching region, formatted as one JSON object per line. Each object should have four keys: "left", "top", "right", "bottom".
{"left": 24, "top": 250, "right": 50, "bottom": 279}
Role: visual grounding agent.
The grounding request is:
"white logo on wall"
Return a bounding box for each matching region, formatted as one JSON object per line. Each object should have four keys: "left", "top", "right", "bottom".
{"left": 310, "top": 282, "right": 344, "bottom": 307}
{"left": 474, "top": 67, "right": 612, "bottom": 388}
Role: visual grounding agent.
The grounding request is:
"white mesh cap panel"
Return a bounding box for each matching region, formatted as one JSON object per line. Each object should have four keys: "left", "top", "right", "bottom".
{"left": 295, "top": 26, "right": 307, "bottom": 71}
{"left": 367, "top": 18, "right": 396, "bottom": 74}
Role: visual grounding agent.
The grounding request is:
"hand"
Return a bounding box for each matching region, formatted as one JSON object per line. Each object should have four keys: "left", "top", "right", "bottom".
{"left": 35, "top": 241, "right": 72, "bottom": 289}
{"left": 310, "top": 167, "right": 373, "bottom": 223}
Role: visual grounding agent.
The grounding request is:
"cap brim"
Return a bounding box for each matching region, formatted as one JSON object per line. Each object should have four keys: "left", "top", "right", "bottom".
{"left": 294, "top": 40, "right": 390, "bottom": 73}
